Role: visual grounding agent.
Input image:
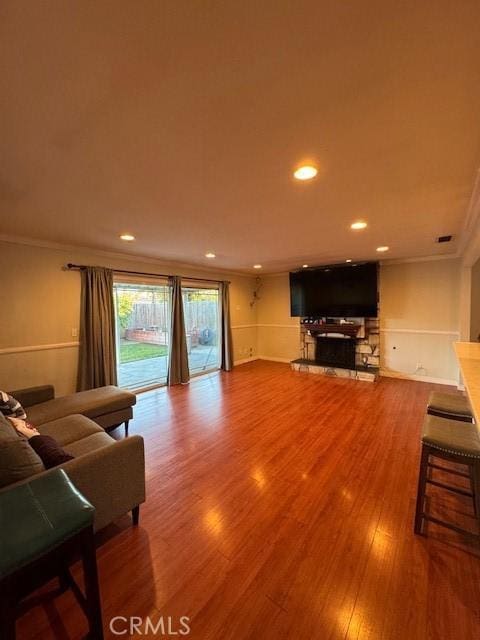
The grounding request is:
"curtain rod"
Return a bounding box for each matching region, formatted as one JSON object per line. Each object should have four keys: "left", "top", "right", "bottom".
{"left": 65, "top": 263, "right": 229, "bottom": 285}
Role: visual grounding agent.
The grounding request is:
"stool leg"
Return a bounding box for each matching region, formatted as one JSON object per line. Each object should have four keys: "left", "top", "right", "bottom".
{"left": 124, "top": 420, "right": 129, "bottom": 437}
{"left": 471, "top": 462, "right": 480, "bottom": 533}
{"left": 0, "top": 578, "right": 18, "bottom": 640}
{"left": 132, "top": 505, "right": 140, "bottom": 525}
{"left": 59, "top": 566, "right": 71, "bottom": 593}
{"left": 0, "top": 586, "right": 16, "bottom": 640}
{"left": 414, "top": 444, "right": 430, "bottom": 535}
{"left": 468, "top": 464, "right": 477, "bottom": 517}
{"left": 81, "top": 527, "right": 104, "bottom": 640}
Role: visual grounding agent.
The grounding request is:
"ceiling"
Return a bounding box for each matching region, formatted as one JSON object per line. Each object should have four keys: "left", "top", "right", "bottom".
{"left": 1, "top": 1, "right": 480, "bottom": 273}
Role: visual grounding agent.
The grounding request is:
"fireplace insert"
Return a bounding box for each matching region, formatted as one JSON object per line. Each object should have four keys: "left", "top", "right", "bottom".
{"left": 315, "top": 336, "right": 356, "bottom": 369}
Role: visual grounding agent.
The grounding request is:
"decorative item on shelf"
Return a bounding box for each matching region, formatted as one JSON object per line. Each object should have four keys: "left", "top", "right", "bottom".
{"left": 361, "top": 354, "right": 369, "bottom": 368}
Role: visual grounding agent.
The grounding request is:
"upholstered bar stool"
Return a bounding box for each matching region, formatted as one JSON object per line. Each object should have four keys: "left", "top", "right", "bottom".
{"left": 0, "top": 469, "right": 103, "bottom": 639}
{"left": 425, "top": 392, "right": 476, "bottom": 509}
{"left": 414, "top": 414, "right": 480, "bottom": 538}
{"left": 427, "top": 390, "right": 474, "bottom": 423}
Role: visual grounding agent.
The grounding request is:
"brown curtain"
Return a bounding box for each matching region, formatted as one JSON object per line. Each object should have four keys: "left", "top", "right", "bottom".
{"left": 167, "top": 276, "right": 190, "bottom": 385}
{"left": 77, "top": 267, "right": 117, "bottom": 391}
{"left": 220, "top": 281, "right": 234, "bottom": 371}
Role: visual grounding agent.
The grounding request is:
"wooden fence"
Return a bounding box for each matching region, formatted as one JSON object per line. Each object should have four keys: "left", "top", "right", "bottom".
{"left": 127, "top": 299, "right": 218, "bottom": 332}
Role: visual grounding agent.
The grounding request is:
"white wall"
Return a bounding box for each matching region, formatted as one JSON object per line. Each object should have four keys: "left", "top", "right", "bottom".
{"left": 255, "top": 259, "right": 461, "bottom": 384}
{"left": 256, "top": 274, "right": 299, "bottom": 362}
{"left": 0, "top": 240, "right": 257, "bottom": 395}
{"left": 379, "top": 259, "right": 460, "bottom": 384}
{"left": 470, "top": 257, "right": 480, "bottom": 341}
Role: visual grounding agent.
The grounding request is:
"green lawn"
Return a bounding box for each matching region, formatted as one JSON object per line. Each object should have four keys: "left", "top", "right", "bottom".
{"left": 120, "top": 341, "right": 168, "bottom": 363}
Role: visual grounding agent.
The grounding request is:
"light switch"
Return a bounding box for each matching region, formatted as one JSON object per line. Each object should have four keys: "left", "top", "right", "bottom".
{"left": 71, "top": 328, "right": 78, "bottom": 338}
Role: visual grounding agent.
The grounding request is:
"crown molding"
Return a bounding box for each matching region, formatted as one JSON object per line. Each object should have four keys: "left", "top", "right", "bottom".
{"left": 457, "top": 168, "right": 480, "bottom": 266}
{"left": 379, "top": 254, "right": 459, "bottom": 266}
{"left": 0, "top": 234, "right": 254, "bottom": 279}
{"left": 260, "top": 253, "right": 459, "bottom": 276}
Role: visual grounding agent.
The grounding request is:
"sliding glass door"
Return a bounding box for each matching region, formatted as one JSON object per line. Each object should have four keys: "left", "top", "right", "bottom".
{"left": 114, "top": 279, "right": 221, "bottom": 389}
{"left": 181, "top": 286, "right": 221, "bottom": 375}
{"left": 113, "top": 280, "right": 171, "bottom": 390}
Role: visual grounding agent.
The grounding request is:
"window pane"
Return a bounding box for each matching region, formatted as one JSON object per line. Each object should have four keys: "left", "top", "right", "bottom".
{"left": 181, "top": 287, "right": 220, "bottom": 374}
{"left": 114, "top": 282, "right": 170, "bottom": 390}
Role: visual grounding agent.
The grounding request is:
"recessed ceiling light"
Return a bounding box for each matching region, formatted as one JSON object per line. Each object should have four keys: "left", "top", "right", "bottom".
{"left": 120, "top": 234, "right": 135, "bottom": 241}
{"left": 346, "top": 259, "right": 352, "bottom": 263}
{"left": 253, "top": 264, "right": 262, "bottom": 269}
{"left": 350, "top": 221, "right": 367, "bottom": 230}
{"left": 294, "top": 166, "right": 318, "bottom": 181}
{"left": 302, "top": 264, "right": 309, "bottom": 268}
{"left": 205, "top": 252, "right": 216, "bottom": 258}
{"left": 376, "top": 246, "right": 389, "bottom": 252}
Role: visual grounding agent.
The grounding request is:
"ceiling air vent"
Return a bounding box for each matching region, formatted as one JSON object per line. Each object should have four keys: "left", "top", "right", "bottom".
{"left": 437, "top": 235, "right": 453, "bottom": 243}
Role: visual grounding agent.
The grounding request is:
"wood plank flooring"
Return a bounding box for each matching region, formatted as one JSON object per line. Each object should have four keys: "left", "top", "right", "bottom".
{"left": 17, "top": 361, "right": 480, "bottom": 639}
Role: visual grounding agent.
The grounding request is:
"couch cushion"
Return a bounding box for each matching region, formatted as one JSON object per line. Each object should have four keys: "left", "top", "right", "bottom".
{"left": 0, "top": 414, "right": 45, "bottom": 488}
{"left": 38, "top": 414, "right": 104, "bottom": 446}
{"left": 27, "top": 386, "right": 136, "bottom": 425}
{"left": 63, "top": 432, "right": 115, "bottom": 458}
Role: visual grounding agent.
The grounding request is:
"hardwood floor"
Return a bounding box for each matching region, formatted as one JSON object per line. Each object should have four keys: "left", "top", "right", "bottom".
{"left": 17, "top": 361, "right": 480, "bottom": 639}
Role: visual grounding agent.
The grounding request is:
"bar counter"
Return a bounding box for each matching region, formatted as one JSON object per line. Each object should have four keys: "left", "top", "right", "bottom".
{"left": 454, "top": 342, "right": 480, "bottom": 424}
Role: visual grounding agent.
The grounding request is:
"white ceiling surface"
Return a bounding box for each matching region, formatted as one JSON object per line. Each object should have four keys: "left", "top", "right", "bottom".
{"left": 1, "top": 1, "right": 480, "bottom": 273}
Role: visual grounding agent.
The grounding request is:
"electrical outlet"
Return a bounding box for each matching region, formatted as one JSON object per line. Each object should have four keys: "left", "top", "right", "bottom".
{"left": 71, "top": 328, "right": 78, "bottom": 338}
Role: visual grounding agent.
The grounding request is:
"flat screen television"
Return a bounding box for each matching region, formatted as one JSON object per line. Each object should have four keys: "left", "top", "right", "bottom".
{"left": 289, "top": 262, "right": 378, "bottom": 317}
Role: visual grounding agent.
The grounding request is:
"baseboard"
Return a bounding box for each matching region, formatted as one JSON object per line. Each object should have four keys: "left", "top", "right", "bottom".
{"left": 234, "top": 356, "right": 259, "bottom": 366}
{"left": 234, "top": 356, "right": 292, "bottom": 365}
{"left": 380, "top": 369, "right": 459, "bottom": 387}
{"left": 235, "top": 359, "right": 460, "bottom": 387}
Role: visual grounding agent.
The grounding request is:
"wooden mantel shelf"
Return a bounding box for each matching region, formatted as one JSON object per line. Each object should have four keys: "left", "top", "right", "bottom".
{"left": 302, "top": 322, "right": 361, "bottom": 338}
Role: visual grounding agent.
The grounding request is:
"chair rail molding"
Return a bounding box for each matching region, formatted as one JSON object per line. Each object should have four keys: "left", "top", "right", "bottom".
{"left": 232, "top": 324, "right": 299, "bottom": 330}
{"left": 0, "top": 342, "right": 80, "bottom": 355}
{"left": 380, "top": 328, "right": 460, "bottom": 336}
{"left": 231, "top": 324, "right": 257, "bottom": 330}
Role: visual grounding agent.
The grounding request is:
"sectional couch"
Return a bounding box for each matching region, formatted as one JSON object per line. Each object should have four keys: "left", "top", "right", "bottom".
{"left": 0, "top": 385, "right": 145, "bottom": 531}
